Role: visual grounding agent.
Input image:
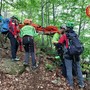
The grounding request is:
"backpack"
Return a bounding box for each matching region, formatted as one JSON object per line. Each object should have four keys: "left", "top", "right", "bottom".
{"left": 66, "top": 31, "right": 84, "bottom": 55}
{"left": 0, "top": 18, "right": 10, "bottom": 33}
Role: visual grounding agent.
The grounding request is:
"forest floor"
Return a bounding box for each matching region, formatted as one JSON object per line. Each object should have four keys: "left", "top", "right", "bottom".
{"left": 0, "top": 48, "right": 90, "bottom": 90}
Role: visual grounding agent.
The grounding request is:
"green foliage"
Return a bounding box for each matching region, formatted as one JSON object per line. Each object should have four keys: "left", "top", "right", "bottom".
{"left": 81, "top": 61, "right": 90, "bottom": 79}
{"left": 2, "top": 0, "right": 90, "bottom": 28}
{"left": 2, "top": 0, "right": 90, "bottom": 60}
{"left": 34, "top": 34, "right": 56, "bottom": 56}
{"left": 80, "top": 30, "right": 90, "bottom": 59}
{"left": 45, "top": 63, "right": 54, "bottom": 71}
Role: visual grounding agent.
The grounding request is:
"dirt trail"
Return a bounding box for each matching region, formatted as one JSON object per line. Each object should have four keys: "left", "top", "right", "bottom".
{"left": 0, "top": 49, "right": 90, "bottom": 90}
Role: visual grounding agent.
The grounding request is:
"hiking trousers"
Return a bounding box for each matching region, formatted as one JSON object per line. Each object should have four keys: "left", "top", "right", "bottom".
{"left": 64, "top": 54, "right": 84, "bottom": 87}
{"left": 22, "top": 35, "right": 36, "bottom": 66}
{"left": 7, "top": 32, "right": 19, "bottom": 59}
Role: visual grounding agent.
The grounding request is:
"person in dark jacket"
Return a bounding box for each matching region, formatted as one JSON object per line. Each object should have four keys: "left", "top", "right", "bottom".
{"left": 58, "top": 22, "right": 84, "bottom": 89}
{"left": 7, "top": 16, "right": 20, "bottom": 61}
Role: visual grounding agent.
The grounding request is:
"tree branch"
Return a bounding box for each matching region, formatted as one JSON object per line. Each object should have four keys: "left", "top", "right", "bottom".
{"left": 3, "top": 0, "right": 16, "bottom": 8}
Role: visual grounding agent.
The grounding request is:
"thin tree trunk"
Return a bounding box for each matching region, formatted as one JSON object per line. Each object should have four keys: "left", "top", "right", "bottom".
{"left": 78, "top": 0, "right": 84, "bottom": 36}
{"left": 78, "top": 16, "right": 82, "bottom": 36}
{"left": 52, "top": 3, "right": 55, "bottom": 25}
{"left": 82, "top": 21, "right": 86, "bottom": 31}
{"left": 41, "top": 0, "right": 44, "bottom": 45}
{"left": 0, "top": 0, "right": 2, "bottom": 14}
{"left": 21, "top": 12, "right": 23, "bottom": 23}
{"left": 46, "top": 0, "right": 50, "bottom": 46}
{"left": 46, "top": 0, "right": 49, "bottom": 26}
{"left": 28, "top": 8, "right": 32, "bottom": 18}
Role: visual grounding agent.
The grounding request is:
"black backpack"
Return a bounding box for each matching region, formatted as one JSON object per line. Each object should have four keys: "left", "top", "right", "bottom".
{"left": 66, "top": 31, "right": 84, "bottom": 55}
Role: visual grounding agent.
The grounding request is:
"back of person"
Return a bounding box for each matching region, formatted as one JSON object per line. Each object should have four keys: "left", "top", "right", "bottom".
{"left": 20, "top": 25, "right": 37, "bottom": 37}
{"left": 58, "top": 22, "right": 84, "bottom": 89}
{"left": 66, "top": 30, "right": 84, "bottom": 56}
{"left": 6, "top": 16, "right": 20, "bottom": 61}
{"left": 20, "top": 19, "right": 38, "bottom": 69}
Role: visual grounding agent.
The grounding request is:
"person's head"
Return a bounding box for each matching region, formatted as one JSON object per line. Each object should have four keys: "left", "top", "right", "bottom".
{"left": 11, "top": 16, "right": 20, "bottom": 24}
{"left": 24, "top": 19, "right": 30, "bottom": 25}
{"left": 29, "top": 19, "right": 32, "bottom": 25}
{"left": 66, "top": 21, "right": 74, "bottom": 31}
{"left": 11, "top": 16, "right": 15, "bottom": 23}
{"left": 60, "top": 24, "right": 67, "bottom": 34}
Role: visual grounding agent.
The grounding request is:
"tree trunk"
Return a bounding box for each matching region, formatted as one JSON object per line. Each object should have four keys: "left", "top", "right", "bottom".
{"left": 46, "top": 0, "right": 49, "bottom": 26}
{"left": 41, "top": 0, "right": 44, "bottom": 45}
{"left": 78, "top": 16, "right": 82, "bottom": 36}
{"left": 78, "top": 0, "right": 84, "bottom": 36}
{"left": 52, "top": 3, "right": 55, "bottom": 25}
{"left": 46, "top": 0, "right": 50, "bottom": 46}
{"left": 28, "top": 8, "right": 32, "bottom": 18}
{"left": 0, "top": 0, "right": 2, "bottom": 14}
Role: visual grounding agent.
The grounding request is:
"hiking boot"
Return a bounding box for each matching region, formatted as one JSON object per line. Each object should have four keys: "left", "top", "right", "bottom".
{"left": 23, "top": 62, "right": 29, "bottom": 67}
{"left": 32, "top": 64, "right": 38, "bottom": 70}
{"left": 79, "top": 84, "right": 85, "bottom": 88}
{"left": 12, "top": 58, "right": 20, "bottom": 61}
{"left": 14, "top": 58, "right": 20, "bottom": 61}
